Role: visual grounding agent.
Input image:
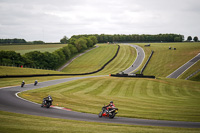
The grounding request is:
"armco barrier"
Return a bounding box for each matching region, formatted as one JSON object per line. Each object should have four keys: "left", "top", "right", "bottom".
{"left": 0, "top": 45, "right": 120, "bottom": 78}
{"left": 141, "top": 50, "right": 154, "bottom": 74}
{"left": 110, "top": 73, "right": 155, "bottom": 79}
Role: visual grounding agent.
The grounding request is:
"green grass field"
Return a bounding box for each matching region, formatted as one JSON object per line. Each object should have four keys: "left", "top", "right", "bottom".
{"left": 62, "top": 44, "right": 118, "bottom": 73}
{"left": 94, "top": 44, "right": 137, "bottom": 75}
{"left": 134, "top": 43, "right": 200, "bottom": 78}
{"left": 19, "top": 76, "right": 200, "bottom": 122}
{"left": 0, "top": 44, "right": 67, "bottom": 54}
{"left": 0, "top": 66, "right": 65, "bottom": 76}
{"left": 62, "top": 44, "right": 137, "bottom": 75}
{"left": 1, "top": 111, "right": 199, "bottom": 133}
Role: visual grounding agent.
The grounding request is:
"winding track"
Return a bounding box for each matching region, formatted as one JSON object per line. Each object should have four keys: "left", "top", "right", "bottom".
{"left": 0, "top": 45, "right": 200, "bottom": 128}
{"left": 122, "top": 44, "right": 145, "bottom": 74}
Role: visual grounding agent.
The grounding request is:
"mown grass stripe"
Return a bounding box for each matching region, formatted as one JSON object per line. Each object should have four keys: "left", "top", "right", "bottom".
{"left": 20, "top": 76, "right": 200, "bottom": 122}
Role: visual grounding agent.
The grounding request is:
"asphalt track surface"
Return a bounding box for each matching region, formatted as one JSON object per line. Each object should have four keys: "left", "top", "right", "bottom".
{"left": 122, "top": 44, "right": 145, "bottom": 74}
{"left": 167, "top": 53, "right": 200, "bottom": 79}
{"left": 0, "top": 45, "right": 200, "bottom": 128}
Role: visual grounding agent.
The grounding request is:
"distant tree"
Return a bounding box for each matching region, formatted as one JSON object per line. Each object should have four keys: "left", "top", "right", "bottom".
{"left": 68, "top": 44, "right": 78, "bottom": 54}
{"left": 0, "top": 38, "right": 27, "bottom": 44}
{"left": 53, "top": 49, "right": 66, "bottom": 64}
{"left": 62, "top": 46, "right": 71, "bottom": 59}
{"left": 75, "top": 38, "right": 87, "bottom": 52}
{"left": 88, "top": 36, "right": 98, "bottom": 45}
{"left": 33, "top": 40, "right": 44, "bottom": 44}
{"left": 60, "top": 36, "right": 69, "bottom": 44}
{"left": 174, "top": 37, "right": 182, "bottom": 42}
{"left": 187, "top": 36, "right": 192, "bottom": 41}
{"left": 24, "top": 51, "right": 45, "bottom": 67}
{"left": 193, "top": 36, "right": 198, "bottom": 42}
{"left": 86, "top": 38, "right": 93, "bottom": 47}
{"left": 69, "top": 38, "right": 77, "bottom": 45}
{"left": 0, "top": 50, "right": 24, "bottom": 66}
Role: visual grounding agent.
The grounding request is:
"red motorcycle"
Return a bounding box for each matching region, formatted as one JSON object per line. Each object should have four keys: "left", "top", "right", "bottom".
{"left": 98, "top": 106, "right": 118, "bottom": 119}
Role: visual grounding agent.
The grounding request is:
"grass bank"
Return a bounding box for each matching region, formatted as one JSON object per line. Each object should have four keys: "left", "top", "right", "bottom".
{"left": 0, "top": 66, "right": 65, "bottom": 76}
{"left": 62, "top": 44, "right": 118, "bottom": 74}
{"left": 20, "top": 76, "right": 200, "bottom": 122}
{"left": 134, "top": 42, "right": 200, "bottom": 78}
{"left": 0, "top": 111, "right": 199, "bottom": 133}
{"left": 95, "top": 44, "right": 137, "bottom": 75}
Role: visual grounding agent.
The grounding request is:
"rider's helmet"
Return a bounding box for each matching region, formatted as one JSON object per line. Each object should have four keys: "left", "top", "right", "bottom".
{"left": 110, "top": 101, "right": 113, "bottom": 105}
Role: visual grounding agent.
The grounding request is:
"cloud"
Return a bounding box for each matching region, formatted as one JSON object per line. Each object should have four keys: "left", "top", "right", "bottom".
{"left": 0, "top": 0, "right": 200, "bottom": 42}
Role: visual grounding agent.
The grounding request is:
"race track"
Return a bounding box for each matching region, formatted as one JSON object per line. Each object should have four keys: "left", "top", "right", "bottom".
{"left": 122, "top": 44, "right": 145, "bottom": 74}
{"left": 0, "top": 45, "right": 200, "bottom": 128}
{"left": 0, "top": 76, "right": 200, "bottom": 128}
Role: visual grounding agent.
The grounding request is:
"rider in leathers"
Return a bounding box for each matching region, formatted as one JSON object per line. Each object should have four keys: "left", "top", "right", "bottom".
{"left": 105, "top": 101, "right": 115, "bottom": 115}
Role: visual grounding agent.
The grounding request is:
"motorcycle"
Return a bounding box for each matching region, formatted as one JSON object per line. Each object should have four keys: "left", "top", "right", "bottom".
{"left": 41, "top": 96, "right": 53, "bottom": 108}
{"left": 34, "top": 80, "right": 38, "bottom": 86}
{"left": 21, "top": 81, "right": 25, "bottom": 87}
{"left": 98, "top": 106, "right": 118, "bottom": 119}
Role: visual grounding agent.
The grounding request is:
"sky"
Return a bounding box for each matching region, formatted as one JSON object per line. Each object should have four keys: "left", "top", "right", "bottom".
{"left": 0, "top": 0, "right": 200, "bottom": 42}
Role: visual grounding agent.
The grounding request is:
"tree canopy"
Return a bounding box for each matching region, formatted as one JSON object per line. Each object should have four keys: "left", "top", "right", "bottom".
{"left": 70, "top": 34, "right": 184, "bottom": 43}
{"left": 193, "top": 36, "right": 199, "bottom": 42}
{"left": 60, "top": 36, "right": 69, "bottom": 44}
{"left": 187, "top": 36, "right": 192, "bottom": 41}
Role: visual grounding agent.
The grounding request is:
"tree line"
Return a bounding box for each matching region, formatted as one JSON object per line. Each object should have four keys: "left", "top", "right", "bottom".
{"left": 0, "top": 36, "right": 98, "bottom": 70}
{"left": 186, "top": 36, "right": 199, "bottom": 42}
{"left": 70, "top": 34, "right": 184, "bottom": 43}
{"left": 0, "top": 38, "right": 27, "bottom": 44}
{"left": 0, "top": 38, "right": 46, "bottom": 44}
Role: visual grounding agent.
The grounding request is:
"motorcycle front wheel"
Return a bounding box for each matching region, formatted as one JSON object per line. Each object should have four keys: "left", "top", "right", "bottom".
{"left": 109, "top": 113, "right": 115, "bottom": 119}
{"left": 98, "top": 111, "right": 103, "bottom": 118}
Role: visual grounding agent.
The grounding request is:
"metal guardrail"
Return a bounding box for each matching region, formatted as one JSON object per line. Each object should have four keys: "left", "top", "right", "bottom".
{"left": 185, "top": 69, "right": 200, "bottom": 80}
{"left": 140, "top": 50, "right": 154, "bottom": 74}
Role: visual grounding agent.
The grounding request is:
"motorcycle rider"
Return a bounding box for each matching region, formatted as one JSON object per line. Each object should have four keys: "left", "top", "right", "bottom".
{"left": 42, "top": 95, "right": 53, "bottom": 107}
{"left": 105, "top": 101, "right": 115, "bottom": 115}
{"left": 21, "top": 80, "right": 25, "bottom": 87}
{"left": 34, "top": 80, "right": 38, "bottom": 86}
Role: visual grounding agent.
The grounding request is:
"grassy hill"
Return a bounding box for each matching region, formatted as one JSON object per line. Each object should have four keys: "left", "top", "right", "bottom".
{"left": 134, "top": 42, "right": 200, "bottom": 78}
{"left": 62, "top": 44, "right": 137, "bottom": 75}
{"left": 95, "top": 44, "right": 137, "bottom": 75}
{"left": 62, "top": 44, "right": 118, "bottom": 74}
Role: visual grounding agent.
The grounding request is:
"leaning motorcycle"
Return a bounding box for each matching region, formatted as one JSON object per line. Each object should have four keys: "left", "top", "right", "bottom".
{"left": 34, "top": 80, "right": 38, "bottom": 86}
{"left": 98, "top": 106, "right": 118, "bottom": 119}
{"left": 41, "top": 96, "right": 53, "bottom": 108}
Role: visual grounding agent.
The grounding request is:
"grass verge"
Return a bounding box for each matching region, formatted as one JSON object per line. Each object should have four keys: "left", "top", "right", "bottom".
{"left": 0, "top": 111, "right": 199, "bottom": 133}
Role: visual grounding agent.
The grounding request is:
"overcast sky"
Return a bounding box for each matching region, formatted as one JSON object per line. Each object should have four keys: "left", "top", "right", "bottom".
{"left": 0, "top": 0, "right": 200, "bottom": 42}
